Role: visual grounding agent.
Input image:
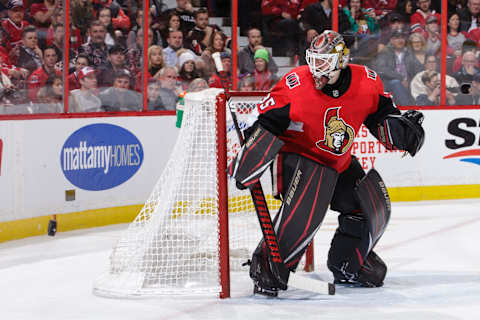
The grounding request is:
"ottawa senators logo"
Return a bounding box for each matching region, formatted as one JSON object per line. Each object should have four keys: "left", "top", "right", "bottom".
{"left": 315, "top": 107, "right": 355, "bottom": 155}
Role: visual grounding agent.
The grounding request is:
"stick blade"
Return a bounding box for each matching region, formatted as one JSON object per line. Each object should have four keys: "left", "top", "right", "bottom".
{"left": 288, "top": 273, "right": 335, "bottom": 295}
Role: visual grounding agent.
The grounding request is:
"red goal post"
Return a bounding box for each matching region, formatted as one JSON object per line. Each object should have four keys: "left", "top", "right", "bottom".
{"left": 93, "top": 89, "right": 313, "bottom": 299}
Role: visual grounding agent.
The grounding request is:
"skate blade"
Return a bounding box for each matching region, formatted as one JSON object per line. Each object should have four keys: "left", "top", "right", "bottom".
{"left": 253, "top": 283, "right": 278, "bottom": 297}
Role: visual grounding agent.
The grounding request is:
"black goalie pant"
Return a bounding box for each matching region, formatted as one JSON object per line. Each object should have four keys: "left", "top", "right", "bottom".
{"left": 252, "top": 153, "right": 338, "bottom": 271}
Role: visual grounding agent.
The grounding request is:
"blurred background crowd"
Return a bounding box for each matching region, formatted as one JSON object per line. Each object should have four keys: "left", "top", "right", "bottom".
{"left": 0, "top": 0, "right": 477, "bottom": 114}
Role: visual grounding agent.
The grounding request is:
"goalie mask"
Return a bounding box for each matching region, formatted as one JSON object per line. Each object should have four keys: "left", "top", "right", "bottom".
{"left": 306, "top": 30, "right": 350, "bottom": 89}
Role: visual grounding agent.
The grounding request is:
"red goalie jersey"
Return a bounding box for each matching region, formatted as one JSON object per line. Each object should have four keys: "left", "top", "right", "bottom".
{"left": 256, "top": 64, "right": 398, "bottom": 173}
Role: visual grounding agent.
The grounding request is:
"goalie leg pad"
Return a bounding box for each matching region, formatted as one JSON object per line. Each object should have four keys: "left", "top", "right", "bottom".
{"left": 327, "top": 156, "right": 386, "bottom": 286}
{"left": 277, "top": 155, "right": 338, "bottom": 270}
{"left": 272, "top": 154, "right": 338, "bottom": 269}
{"left": 354, "top": 168, "right": 391, "bottom": 250}
{"left": 249, "top": 154, "right": 338, "bottom": 294}
{"left": 229, "top": 123, "right": 284, "bottom": 189}
{"left": 328, "top": 164, "right": 390, "bottom": 287}
{"left": 327, "top": 220, "right": 386, "bottom": 287}
{"left": 327, "top": 213, "right": 371, "bottom": 283}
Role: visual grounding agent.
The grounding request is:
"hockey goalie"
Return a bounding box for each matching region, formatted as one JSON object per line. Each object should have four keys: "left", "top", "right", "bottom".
{"left": 230, "top": 30, "right": 425, "bottom": 296}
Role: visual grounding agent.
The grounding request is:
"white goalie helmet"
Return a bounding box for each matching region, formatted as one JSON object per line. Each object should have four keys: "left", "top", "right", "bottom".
{"left": 306, "top": 30, "right": 350, "bottom": 80}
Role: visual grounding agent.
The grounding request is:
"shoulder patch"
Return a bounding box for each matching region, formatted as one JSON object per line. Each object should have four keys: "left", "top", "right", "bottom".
{"left": 364, "top": 66, "right": 377, "bottom": 81}
{"left": 285, "top": 72, "right": 300, "bottom": 89}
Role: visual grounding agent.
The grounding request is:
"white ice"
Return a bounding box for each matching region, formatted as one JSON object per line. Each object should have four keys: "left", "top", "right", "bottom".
{"left": 1, "top": 199, "right": 480, "bottom": 320}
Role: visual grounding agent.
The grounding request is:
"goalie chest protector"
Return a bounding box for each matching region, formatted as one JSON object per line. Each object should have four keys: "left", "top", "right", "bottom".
{"left": 258, "top": 64, "right": 385, "bottom": 173}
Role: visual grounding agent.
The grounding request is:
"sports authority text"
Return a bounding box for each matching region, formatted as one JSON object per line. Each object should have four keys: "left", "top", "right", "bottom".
{"left": 63, "top": 141, "right": 141, "bottom": 174}
{"left": 353, "top": 125, "right": 403, "bottom": 170}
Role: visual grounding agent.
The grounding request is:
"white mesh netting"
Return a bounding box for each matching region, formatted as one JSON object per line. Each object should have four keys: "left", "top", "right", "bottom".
{"left": 93, "top": 89, "right": 282, "bottom": 297}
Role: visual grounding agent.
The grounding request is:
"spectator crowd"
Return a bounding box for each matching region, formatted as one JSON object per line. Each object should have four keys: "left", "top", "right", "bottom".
{"left": 0, "top": 0, "right": 479, "bottom": 114}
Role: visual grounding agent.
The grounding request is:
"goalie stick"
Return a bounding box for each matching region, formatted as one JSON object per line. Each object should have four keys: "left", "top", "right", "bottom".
{"left": 225, "top": 93, "right": 335, "bottom": 296}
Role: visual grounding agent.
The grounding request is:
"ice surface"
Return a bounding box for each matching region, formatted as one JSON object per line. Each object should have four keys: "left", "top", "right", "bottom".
{"left": 1, "top": 199, "right": 480, "bottom": 320}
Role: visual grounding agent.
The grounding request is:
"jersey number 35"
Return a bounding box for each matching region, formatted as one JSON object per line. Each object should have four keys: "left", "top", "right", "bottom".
{"left": 259, "top": 93, "right": 276, "bottom": 111}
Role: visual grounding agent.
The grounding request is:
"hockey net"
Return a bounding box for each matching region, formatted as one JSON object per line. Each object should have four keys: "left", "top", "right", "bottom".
{"left": 93, "top": 88, "right": 312, "bottom": 298}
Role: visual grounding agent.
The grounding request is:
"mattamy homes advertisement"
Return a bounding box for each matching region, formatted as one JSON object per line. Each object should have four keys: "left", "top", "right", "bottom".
{"left": 0, "top": 116, "right": 177, "bottom": 223}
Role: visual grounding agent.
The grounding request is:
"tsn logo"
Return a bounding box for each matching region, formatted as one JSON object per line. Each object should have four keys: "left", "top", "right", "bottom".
{"left": 444, "top": 118, "right": 480, "bottom": 166}
{"left": 446, "top": 118, "right": 480, "bottom": 149}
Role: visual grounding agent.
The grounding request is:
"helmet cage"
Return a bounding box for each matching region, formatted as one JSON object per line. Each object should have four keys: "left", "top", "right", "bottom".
{"left": 306, "top": 31, "right": 350, "bottom": 79}
{"left": 305, "top": 50, "right": 340, "bottom": 78}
